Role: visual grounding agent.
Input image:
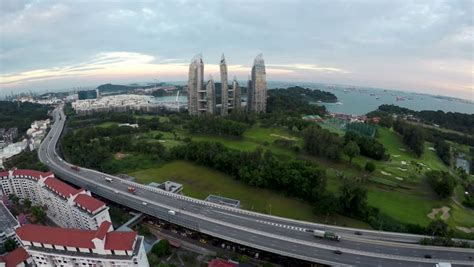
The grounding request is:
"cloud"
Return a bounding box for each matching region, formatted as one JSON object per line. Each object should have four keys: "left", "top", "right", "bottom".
{"left": 267, "top": 64, "right": 351, "bottom": 74}
{"left": 1, "top": 52, "right": 157, "bottom": 85}
{"left": 0, "top": 0, "right": 472, "bottom": 99}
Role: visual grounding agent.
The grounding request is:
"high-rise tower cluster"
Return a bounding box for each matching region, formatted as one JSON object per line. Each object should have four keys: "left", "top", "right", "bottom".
{"left": 187, "top": 54, "right": 266, "bottom": 115}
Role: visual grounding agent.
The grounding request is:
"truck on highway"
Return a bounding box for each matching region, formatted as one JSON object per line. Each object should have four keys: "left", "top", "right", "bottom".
{"left": 313, "top": 230, "right": 341, "bottom": 241}
{"left": 127, "top": 187, "right": 136, "bottom": 194}
{"left": 71, "top": 166, "right": 80, "bottom": 171}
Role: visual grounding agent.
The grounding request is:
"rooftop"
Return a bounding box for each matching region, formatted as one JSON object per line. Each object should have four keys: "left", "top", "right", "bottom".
{"left": 208, "top": 259, "right": 238, "bottom": 267}
{"left": 16, "top": 221, "right": 136, "bottom": 251}
{"left": 0, "top": 247, "right": 30, "bottom": 267}
{"left": 0, "top": 201, "right": 19, "bottom": 234}
{"left": 205, "top": 195, "right": 240, "bottom": 208}
{"left": 73, "top": 193, "right": 106, "bottom": 214}
{"left": 44, "top": 177, "right": 82, "bottom": 198}
{"left": 0, "top": 169, "right": 54, "bottom": 180}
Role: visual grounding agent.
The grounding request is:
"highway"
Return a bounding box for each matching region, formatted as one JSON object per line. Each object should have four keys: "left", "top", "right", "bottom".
{"left": 39, "top": 106, "right": 474, "bottom": 266}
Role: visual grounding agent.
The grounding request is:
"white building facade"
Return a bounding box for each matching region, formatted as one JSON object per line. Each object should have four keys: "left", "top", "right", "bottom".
{"left": 16, "top": 221, "right": 149, "bottom": 267}
{"left": 0, "top": 201, "right": 19, "bottom": 249}
{"left": 0, "top": 169, "right": 111, "bottom": 231}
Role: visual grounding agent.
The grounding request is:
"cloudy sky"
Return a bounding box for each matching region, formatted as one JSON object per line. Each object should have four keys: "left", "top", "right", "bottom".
{"left": 0, "top": 0, "right": 472, "bottom": 99}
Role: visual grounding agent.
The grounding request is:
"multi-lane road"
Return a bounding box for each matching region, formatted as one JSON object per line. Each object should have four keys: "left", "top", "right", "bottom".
{"left": 39, "top": 107, "right": 474, "bottom": 266}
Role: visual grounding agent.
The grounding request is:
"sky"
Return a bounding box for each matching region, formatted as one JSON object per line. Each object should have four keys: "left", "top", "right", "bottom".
{"left": 0, "top": 0, "right": 473, "bottom": 100}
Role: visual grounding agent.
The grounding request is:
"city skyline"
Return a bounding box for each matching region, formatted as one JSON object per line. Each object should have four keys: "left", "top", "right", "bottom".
{"left": 0, "top": 1, "right": 472, "bottom": 100}
{"left": 187, "top": 53, "right": 256, "bottom": 115}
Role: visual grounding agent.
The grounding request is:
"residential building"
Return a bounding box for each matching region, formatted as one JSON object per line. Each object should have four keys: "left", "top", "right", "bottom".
{"left": 187, "top": 54, "right": 205, "bottom": 115}
{"left": 72, "top": 94, "right": 184, "bottom": 115}
{"left": 248, "top": 54, "right": 267, "bottom": 113}
{"left": 0, "top": 140, "right": 28, "bottom": 169}
{"left": 0, "top": 247, "right": 32, "bottom": 267}
{"left": 220, "top": 54, "right": 229, "bottom": 115}
{"left": 246, "top": 77, "right": 253, "bottom": 112}
{"left": 186, "top": 53, "right": 266, "bottom": 115}
{"left": 1, "top": 128, "right": 18, "bottom": 145}
{"left": 16, "top": 221, "right": 149, "bottom": 267}
{"left": 206, "top": 76, "right": 216, "bottom": 114}
{"left": 78, "top": 90, "right": 98, "bottom": 100}
{"left": 232, "top": 78, "right": 241, "bottom": 109}
{"left": 0, "top": 201, "right": 19, "bottom": 250}
{"left": 0, "top": 169, "right": 111, "bottom": 231}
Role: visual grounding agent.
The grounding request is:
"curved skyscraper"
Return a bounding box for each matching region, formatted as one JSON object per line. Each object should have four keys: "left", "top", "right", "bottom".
{"left": 220, "top": 54, "right": 229, "bottom": 115}
{"left": 248, "top": 54, "right": 267, "bottom": 113}
{"left": 187, "top": 54, "right": 204, "bottom": 115}
{"left": 206, "top": 76, "right": 216, "bottom": 114}
{"left": 232, "top": 77, "right": 241, "bottom": 109}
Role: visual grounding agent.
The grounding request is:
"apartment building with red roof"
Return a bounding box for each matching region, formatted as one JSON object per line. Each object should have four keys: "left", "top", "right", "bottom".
{"left": 0, "top": 247, "right": 32, "bottom": 267}
{"left": 0, "top": 169, "right": 111, "bottom": 230}
{"left": 15, "top": 222, "right": 149, "bottom": 267}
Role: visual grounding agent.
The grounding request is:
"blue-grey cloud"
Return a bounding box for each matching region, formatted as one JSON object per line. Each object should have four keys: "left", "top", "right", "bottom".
{"left": 0, "top": 0, "right": 472, "bottom": 99}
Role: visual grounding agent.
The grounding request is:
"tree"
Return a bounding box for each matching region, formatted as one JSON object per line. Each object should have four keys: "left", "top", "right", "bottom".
{"left": 393, "top": 120, "right": 424, "bottom": 157}
{"left": 344, "top": 141, "right": 360, "bottom": 162}
{"left": 426, "top": 171, "right": 456, "bottom": 199}
{"left": 434, "top": 139, "right": 451, "bottom": 166}
{"left": 427, "top": 219, "right": 449, "bottom": 237}
{"left": 303, "top": 126, "right": 343, "bottom": 160}
{"left": 137, "top": 224, "right": 152, "bottom": 237}
{"left": 31, "top": 205, "right": 46, "bottom": 223}
{"left": 8, "top": 194, "right": 19, "bottom": 205}
{"left": 344, "top": 131, "right": 387, "bottom": 160}
{"left": 313, "top": 192, "right": 338, "bottom": 214}
{"left": 23, "top": 198, "right": 32, "bottom": 209}
{"left": 338, "top": 180, "right": 368, "bottom": 218}
{"left": 365, "top": 162, "right": 376, "bottom": 172}
{"left": 151, "top": 239, "right": 171, "bottom": 257}
{"left": 3, "top": 238, "right": 17, "bottom": 252}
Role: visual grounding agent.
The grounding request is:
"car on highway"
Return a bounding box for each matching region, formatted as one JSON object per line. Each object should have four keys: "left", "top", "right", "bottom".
{"left": 142, "top": 202, "right": 147, "bottom": 205}
{"left": 334, "top": 250, "right": 342, "bottom": 255}
{"left": 354, "top": 231, "right": 363, "bottom": 235}
{"left": 424, "top": 254, "right": 432, "bottom": 259}
{"left": 171, "top": 229, "right": 178, "bottom": 234}
{"left": 105, "top": 177, "right": 113, "bottom": 182}
{"left": 199, "top": 239, "right": 207, "bottom": 244}
{"left": 114, "top": 190, "right": 119, "bottom": 194}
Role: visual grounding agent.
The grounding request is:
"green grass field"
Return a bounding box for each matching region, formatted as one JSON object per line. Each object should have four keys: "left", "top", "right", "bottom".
{"left": 129, "top": 160, "right": 316, "bottom": 219}
{"left": 128, "top": 160, "right": 371, "bottom": 228}
{"left": 93, "top": 118, "right": 473, "bottom": 234}
{"left": 97, "top": 121, "right": 118, "bottom": 128}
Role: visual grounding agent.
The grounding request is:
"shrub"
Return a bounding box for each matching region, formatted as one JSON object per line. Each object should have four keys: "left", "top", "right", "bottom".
{"left": 426, "top": 170, "right": 456, "bottom": 198}
{"left": 151, "top": 239, "right": 171, "bottom": 257}
{"left": 365, "top": 162, "right": 376, "bottom": 172}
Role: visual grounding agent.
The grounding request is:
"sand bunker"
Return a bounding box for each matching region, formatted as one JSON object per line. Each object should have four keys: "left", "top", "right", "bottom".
{"left": 427, "top": 206, "right": 451, "bottom": 220}
{"left": 270, "top": 134, "right": 297, "bottom": 141}
{"left": 456, "top": 227, "right": 474, "bottom": 233}
{"left": 114, "top": 152, "right": 128, "bottom": 160}
{"left": 381, "top": 171, "right": 392, "bottom": 176}
{"left": 395, "top": 177, "right": 404, "bottom": 181}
